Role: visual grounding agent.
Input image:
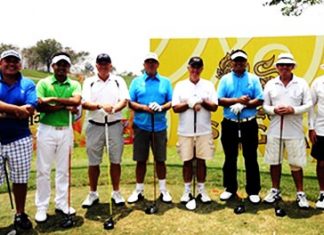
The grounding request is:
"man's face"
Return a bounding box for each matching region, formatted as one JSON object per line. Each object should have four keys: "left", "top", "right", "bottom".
{"left": 0, "top": 56, "right": 21, "bottom": 76}
{"left": 52, "top": 60, "right": 70, "bottom": 77}
{"left": 276, "top": 63, "right": 295, "bottom": 77}
{"left": 188, "top": 65, "right": 203, "bottom": 82}
{"left": 231, "top": 58, "right": 247, "bottom": 74}
{"left": 144, "top": 59, "right": 159, "bottom": 75}
{"left": 96, "top": 61, "right": 112, "bottom": 77}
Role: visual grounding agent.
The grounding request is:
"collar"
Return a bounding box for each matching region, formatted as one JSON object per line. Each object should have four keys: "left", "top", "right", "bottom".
{"left": 143, "top": 72, "right": 161, "bottom": 81}
{"left": 0, "top": 71, "right": 22, "bottom": 83}
{"left": 275, "top": 74, "right": 297, "bottom": 85}
{"left": 50, "top": 75, "right": 71, "bottom": 85}
{"left": 231, "top": 70, "right": 247, "bottom": 78}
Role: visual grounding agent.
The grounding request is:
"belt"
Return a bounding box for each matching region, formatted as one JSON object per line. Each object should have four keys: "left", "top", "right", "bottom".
{"left": 54, "top": 127, "right": 69, "bottom": 130}
{"left": 89, "top": 120, "right": 120, "bottom": 126}
{"left": 225, "top": 116, "right": 255, "bottom": 123}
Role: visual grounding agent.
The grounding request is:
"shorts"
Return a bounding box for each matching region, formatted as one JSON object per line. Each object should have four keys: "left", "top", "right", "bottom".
{"left": 86, "top": 122, "right": 124, "bottom": 165}
{"left": 133, "top": 124, "right": 167, "bottom": 162}
{"left": 264, "top": 136, "right": 306, "bottom": 167}
{"left": 176, "top": 134, "right": 215, "bottom": 161}
{"left": 311, "top": 135, "right": 324, "bottom": 160}
{"left": 0, "top": 136, "right": 33, "bottom": 184}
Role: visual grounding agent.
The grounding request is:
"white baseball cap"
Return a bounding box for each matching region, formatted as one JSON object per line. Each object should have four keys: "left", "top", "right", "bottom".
{"left": 275, "top": 53, "right": 297, "bottom": 66}
{"left": 51, "top": 54, "right": 72, "bottom": 65}
{"left": 144, "top": 52, "right": 159, "bottom": 62}
{"left": 230, "top": 51, "right": 248, "bottom": 60}
{"left": 0, "top": 49, "right": 21, "bottom": 60}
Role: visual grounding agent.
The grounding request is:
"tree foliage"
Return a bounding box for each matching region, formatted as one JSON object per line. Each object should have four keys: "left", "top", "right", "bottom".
{"left": 264, "top": 0, "right": 323, "bottom": 16}
{"left": 0, "top": 43, "right": 19, "bottom": 54}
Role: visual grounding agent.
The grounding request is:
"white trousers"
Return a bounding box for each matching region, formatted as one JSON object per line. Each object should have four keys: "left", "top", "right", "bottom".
{"left": 35, "top": 123, "right": 73, "bottom": 211}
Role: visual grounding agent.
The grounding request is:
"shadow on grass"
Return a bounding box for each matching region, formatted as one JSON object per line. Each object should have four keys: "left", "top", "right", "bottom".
{"left": 34, "top": 214, "right": 84, "bottom": 233}
{"left": 0, "top": 225, "right": 38, "bottom": 235}
{"left": 127, "top": 197, "right": 176, "bottom": 215}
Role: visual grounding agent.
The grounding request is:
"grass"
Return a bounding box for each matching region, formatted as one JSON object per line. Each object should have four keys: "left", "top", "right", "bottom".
{"left": 22, "top": 69, "right": 51, "bottom": 81}
{"left": 0, "top": 146, "right": 324, "bottom": 235}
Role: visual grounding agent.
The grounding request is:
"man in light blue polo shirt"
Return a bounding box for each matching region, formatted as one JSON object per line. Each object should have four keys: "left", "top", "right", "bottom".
{"left": 127, "top": 52, "right": 173, "bottom": 203}
{"left": 217, "top": 49, "right": 263, "bottom": 204}
{"left": 0, "top": 49, "right": 37, "bottom": 230}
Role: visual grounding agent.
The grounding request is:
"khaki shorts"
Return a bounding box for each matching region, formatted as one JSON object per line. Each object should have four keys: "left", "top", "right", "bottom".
{"left": 176, "top": 134, "right": 215, "bottom": 161}
{"left": 264, "top": 136, "right": 307, "bottom": 168}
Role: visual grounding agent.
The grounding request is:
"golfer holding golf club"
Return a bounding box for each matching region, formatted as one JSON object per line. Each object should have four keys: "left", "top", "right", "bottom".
{"left": 35, "top": 52, "right": 82, "bottom": 223}
{"left": 217, "top": 49, "right": 263, "bottom": 205}
{"left": 127, "top": 52, "right": 173, "bottom": 204}
{"left": 308, "top": 63, "right": 324, "bottom": 209}
{"left": 172, "top": 57, "right": 217, "bottom": 208}
{"left": 81, "top": 53, "right": 129, "bottom": 208}
{"left": 263, "top": 53, "right": 312, "bottom": 209}
{"left": 0, "top": 50, "right": 37, "bottom": 230}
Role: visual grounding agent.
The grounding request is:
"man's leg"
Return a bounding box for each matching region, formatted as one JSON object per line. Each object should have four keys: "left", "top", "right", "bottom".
{"left": 89, "top": 165, "right": 100, "bottom": 191}
{"left": 317, "top": 160, "right": 324, "bottom": 191}
{"left": 270, "top": 165, "right": 282, "bottom": 189}
{"left": 196, "top": 159, "right": 206, "bottom": 183}
{"left": 13, "top": 183, "right": 27, "bottom": 214}
{"left": 291, "top": 169, "right": 304, "bottom": 192}
{"left": 111, "top": 163, "right": 121, "bottom": 191}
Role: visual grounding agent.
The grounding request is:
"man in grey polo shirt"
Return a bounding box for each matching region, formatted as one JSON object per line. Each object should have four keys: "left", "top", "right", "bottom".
{"left": 81, "top": 53, "right": 129, "bottom": 208}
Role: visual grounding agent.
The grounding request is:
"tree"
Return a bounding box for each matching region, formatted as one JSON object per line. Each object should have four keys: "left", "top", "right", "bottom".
{"left": 34, "top": 39, "right": 63, "bottom": 72}
{"left": 0, "top": 43, "right": 19, "bottom": 54}
{"left": 63, "top": 47, "right": 89, "bottom": 64}
{"left": 264, "top": 0, "right": 323, "bottom": 16}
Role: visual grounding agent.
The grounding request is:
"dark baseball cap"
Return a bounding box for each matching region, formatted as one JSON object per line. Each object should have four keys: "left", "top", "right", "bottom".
{"left": 96, "top": 53, "right": 111, "bottom": 64}
{"left": 188, "top": 56, "right": 203, "bottom": 68}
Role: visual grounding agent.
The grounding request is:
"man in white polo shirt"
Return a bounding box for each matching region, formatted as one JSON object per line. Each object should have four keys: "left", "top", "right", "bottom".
{"left": 172, "top": 56, "right": 218, "bottom": 204}
{"left": 81, "top": 53, "right": 129, "bottom": 208}
{"left": 308, "top": 63, "right": 324, "bottom": 209}
{"left": 263, "top": 53, "right": 312, "bottom": 209}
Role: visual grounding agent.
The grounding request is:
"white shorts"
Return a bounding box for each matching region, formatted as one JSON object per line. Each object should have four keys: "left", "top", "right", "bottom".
{"left": 176, "top": 134, "right": 215, "bottom": 161}
{"left": 264, "top": 136, "right": 306, "bottom": 167}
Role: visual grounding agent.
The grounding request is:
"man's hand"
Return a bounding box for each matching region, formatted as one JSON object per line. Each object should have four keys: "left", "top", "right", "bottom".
{"left": 39, "top": 97, "right": 56, "bottom": 104}
{"left": 274, "top": 105, "right": 294, "bottom": 115}
{"left": 187, "top": 96, "right": 202, "bottom": 109}
{"left": 14, "top": 105, "right": 33, "bottom": 119}
{"left": 230, "top": 103, "right": 246, "bottom": 115}
{"left": 309, "top": 129, "right": 317, "bottom": 144}
{"left": 237, "top": 95, "right": 251, "bottom": 105}
{"left": 149, "top": 102, "right": 163, "bottom": 112}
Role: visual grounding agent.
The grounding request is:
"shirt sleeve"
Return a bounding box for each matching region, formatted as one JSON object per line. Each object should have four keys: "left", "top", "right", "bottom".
{"left": 308, "top": 80, "right": 318, "bottom": 130}
{"left": 129, "top": 79, "right": 137, "bottom": 102}
{"left": 117, "top": 77, "right": 130, "bottom": 101}
{"left": 36, "top": 79, "right": 45, "bottom": 98}
{"left": 72, "top": 81, "right": 82, "bottom": 97}
{"left": 216, "top": 76, "right": 226, "bottom": 99}
{"left": 25, "top": 80, "right": 38, "bottom": 108}
{"left": 253, "top": 76, "right": 264, "bottom": 100}
{"left": 166, "top": 79, "right": 173, "bottom": 102}
{"left": 293, "top": 80, "right": 312, "bottom": 115}
{"left": 82, "top": 78, "right": 91, "bottom": 102}
{"left": 263, "top": 81, "right": 275, "bottom": 115}
{"left": 171, "top": 83, "right": 181, "bottom": 106}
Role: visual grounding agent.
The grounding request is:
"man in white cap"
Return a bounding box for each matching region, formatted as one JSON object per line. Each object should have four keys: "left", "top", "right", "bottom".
{"left": 172, "top": 56, "right": 218, "bottom": 204}
{"left": 35, "top": 52, "right": 82, "bottom": 222}
{"left": 127, "top": 52, "right": 173, "bottom": 204}
{"left": 263, "top": 52, "right": 312, "bottom": 208}
{"left": 81, "top": 53, "right": 129, "bottom": 208}
{"left": 308, "top": 62, "right": 324, "bottom": 209}
{"left": 217, "top": 49, "right": 263, "bottom": 204}
{"left": 0, "top": 50, "right": 37, "bottom": 230}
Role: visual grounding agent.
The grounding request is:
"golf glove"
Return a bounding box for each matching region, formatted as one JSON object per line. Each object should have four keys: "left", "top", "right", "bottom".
{"left": 149, "top": 102, "right": 163, "bottom": 112}
{"left": 230, "top": 103, "right": 246, "bottom": 115}
{"left": 187, "top": 96, "right": 202, "bottom": 108}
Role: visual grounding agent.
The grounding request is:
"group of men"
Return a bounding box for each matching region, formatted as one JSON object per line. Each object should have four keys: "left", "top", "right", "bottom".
{"left": 0, "top": 48, "right": 324, "bottom": 231}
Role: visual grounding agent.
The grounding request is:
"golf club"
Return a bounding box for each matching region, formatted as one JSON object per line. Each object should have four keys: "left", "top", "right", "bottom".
{"left": 186, "top": 111, "right": 197, "bottom": 211}
{"left": 145, "top": 113, "right": 158, "bottom": 214}
{"left": 2, "top": 156, "right": 18, "bottom": 235}
{"left": 60, "top": 112, "right": 74, "bottom": 228}
{"left": 103, "top": 115, "right": 115, "bottom": 230}
{"left": 274, "top": 115, "right": 286, "bottom": 217}
{"left": 234, "top": 112, "right": 246, "bottom": 214}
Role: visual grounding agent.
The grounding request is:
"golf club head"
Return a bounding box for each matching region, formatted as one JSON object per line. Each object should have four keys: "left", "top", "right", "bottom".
{"left": 103, "top": 217, "right": 114, "bottom": 230}
{"left": 275, "top": 207, "right": 286, "bottom": 217}
{"left": 60, "top": 215, "right": 74, "bottom": 229}
{"left": 145, "top": 204, "right": 158, "bottom": 214}
{"left": 186, "top": 198, "right": 196, "bottom": 211}
{"left": 234, "top": 204, "right": 245, "bottom": 214}
{"left": 6, "top": 229, "right": 17, "bottom": 235}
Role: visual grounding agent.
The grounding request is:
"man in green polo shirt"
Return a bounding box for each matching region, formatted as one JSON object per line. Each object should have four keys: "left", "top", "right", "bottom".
{"left": 34, "top": 52, "right": 82, "bottom": 223}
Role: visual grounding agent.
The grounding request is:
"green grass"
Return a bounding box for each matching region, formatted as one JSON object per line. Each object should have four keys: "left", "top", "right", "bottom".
{"left": 0, "top": 146, "right": 323, "bottom": 234}
{"left": 22, "top": 69, "right": 51, "bottom": 81}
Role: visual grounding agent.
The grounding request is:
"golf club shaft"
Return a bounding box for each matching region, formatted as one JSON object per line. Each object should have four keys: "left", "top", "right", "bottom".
{"left": 275, "top": 115, "right": 284, "bottom": 209}
{"left": 237, "top": 112, "right": 244, "bottom": 203}
{"left": 193, "top": 111, "right": 197, "bottom": 198}
{"left": 3, "top": 157, "right": 14, "bottom": 209}
{"left": 151, "top": 113, "right": 157, "bottom": 204}
{"left": 68, "top": 112, "right": 72, "bottom": 216}
{"left": 105, "top": 115, "right": 113, "bottom": 217}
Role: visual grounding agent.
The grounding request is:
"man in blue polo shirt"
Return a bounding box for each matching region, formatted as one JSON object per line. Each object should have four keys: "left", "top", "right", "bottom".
{"left": 0, "top": 49, "right": 37, "bottom": 230}
{"left": 217, "top": 49, "right": 263, "bottom": 204}
{"left": 127, "top": 52, "right": 173, "bottom": 203}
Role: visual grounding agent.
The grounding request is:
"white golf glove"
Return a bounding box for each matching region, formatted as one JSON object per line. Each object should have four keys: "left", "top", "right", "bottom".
{"left": 187, "top": 96, "right": 202, "bottom": 109}
{"left": 149, "top": 102, "right": 163, "bottom": 112}
{"left": 230, "top": 103, "right": 246, "bottom": 115}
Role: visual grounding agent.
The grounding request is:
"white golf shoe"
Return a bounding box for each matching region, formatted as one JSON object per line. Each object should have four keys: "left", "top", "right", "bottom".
{"left": 160, "top": 190, "right": 172, "bottom": 203}
{"left": 180, "top": 191, "right": 192, "bottom": 203}
{"left": 248, "top": 195, "right": 261, "bottom": 204}
{"left": 35, "top": 209, "right": 47, "bottom": 223}
{"left": 296, "top": 192, "right": 309, "bottom": 209}
{"left": 263, "top": 188, "right": 281, "bottom": 204}
{"left": 127, "top": 190, "right": 144, "bottom": 203}
{"left": 315, "top": 193, "right": 324, "bottom": 209}
{"left": 111, "top": 191, "right": 125, "bottom": 206}
{"left": 55, "top": 206, "right": 76, "bottom": 215}
{"left": 197, "top": 190, "right": 211, "bottom": 204}
{"left": 82, "top": 191, "right": 99, "bottom": 208}
{"left": 220, "top": 190, "right": 233, "bottom": 201}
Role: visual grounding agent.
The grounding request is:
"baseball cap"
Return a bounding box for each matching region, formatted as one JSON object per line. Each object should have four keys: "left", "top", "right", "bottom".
{"left": 52, "top": 54, "right": 71, "bottom": 65}
{"left": 230, "top": 50, "right": 248, "bottom": 60}
{"left": 0, "top": 50, "right": 21, "bottom": 61}
{"left": 96, "top": 53, "right": 111, "bottom": 64}
{"left": 144, "top": 52, "right": 159, "bottom": 62}
{"left": 275, "top": 53, "right": 297, "bottom": 66}
{"left": 188, "top": 56, "right": 204, "bottom": 68}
